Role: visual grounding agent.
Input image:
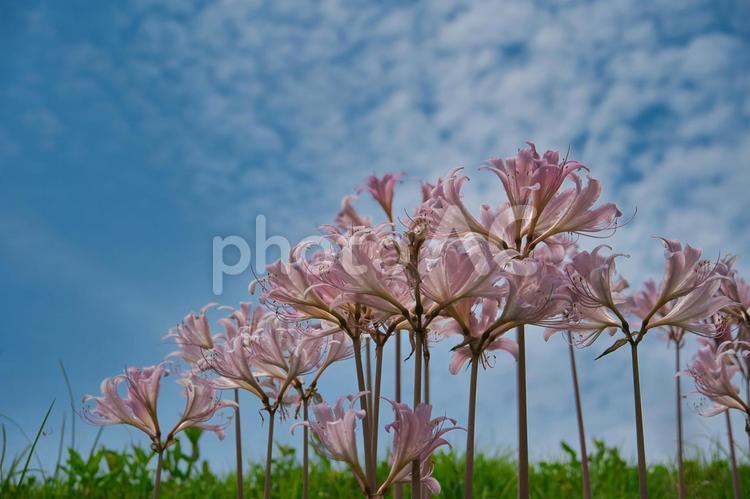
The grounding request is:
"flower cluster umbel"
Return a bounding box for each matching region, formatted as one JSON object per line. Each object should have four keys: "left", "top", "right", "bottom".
{"left": 81, "top": 142, "right": 746, "bottom": 499}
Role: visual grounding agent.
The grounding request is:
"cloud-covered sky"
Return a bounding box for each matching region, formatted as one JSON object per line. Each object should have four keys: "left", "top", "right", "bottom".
{"left": 2, "top": 0, "right": 749, "bottom": 472}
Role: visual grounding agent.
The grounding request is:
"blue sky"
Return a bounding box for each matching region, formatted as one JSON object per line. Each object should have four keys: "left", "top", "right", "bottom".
{"left": 2, "top": 0, "right": 750, "bottom": 473}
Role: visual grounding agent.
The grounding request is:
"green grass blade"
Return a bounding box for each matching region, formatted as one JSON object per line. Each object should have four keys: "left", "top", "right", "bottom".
{"left": 0, "top": 424, "right": 6, "bottom": 483}
{"left": 54, "top": 413, "right": 66, "bottom": 479}
{"left": 7, "top": 445, "right": 29, "bottom": 485}
{"left": 0, "top": 413, "right": 31, "bottom": 443}
{"left": 0, "top": 413, "right": 46, "bottom": 476}
{"left": 18, "top": 399, "right": 55, "bottom": 487}
{"left": 89, "top": 426, "right": 104, "bottom": 460}
{"left": 59, "top": 360, "right": 76, "bottom": 450}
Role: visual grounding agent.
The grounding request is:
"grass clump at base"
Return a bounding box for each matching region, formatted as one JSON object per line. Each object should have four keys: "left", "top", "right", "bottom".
{"left": 3, "top": 436, "right": 748, "bottom": 498}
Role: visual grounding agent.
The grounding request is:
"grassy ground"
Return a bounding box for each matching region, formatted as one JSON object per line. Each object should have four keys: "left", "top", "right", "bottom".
{"left": 3, "top": 435, "right": 748, "bottom": 498}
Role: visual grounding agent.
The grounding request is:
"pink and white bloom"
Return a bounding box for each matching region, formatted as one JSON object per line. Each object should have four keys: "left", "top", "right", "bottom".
{"left": 297, "top": 393, "right": 460, "bottom": 496}
{"left": 378, "top": 401, "right": 461, "bottom": 495}
{"left": 83, "top": 364, "right": 165, "bottom": 442}
{"left": 530, "top": 174, "right": 621, "bottom": 246}
{"left": 358, "top": 173, "right": 403, "bottom": 220}
{"left": 424, "top": 145, "right": 620, "bottom": 253}
{"left": 498, "top": 259, "right": 569, "bottom": 327}
{"left": 164, "top": 304, "right": 219, "bottom": 369}
{"left": 295, "top": 393, "right": 368, "bottom": 489}
{"left": 529, "top": 234, "right": 577, "bottom": 265}
{"left": 645, "top": 279, "right": 736, "bottom": 336}
{"left": 653, "top": 239, "right": 711, "bottom": 301}
{"left": 682, "top": 340, "right": 749, "bottom": 417}
{"left": 217, "top": 302, "right": 267, "bottom": 341}
{"left": 716, "top": 258, "right": 750, "bottom": 324}
{"left": 482, "top": 143, "right": 587, "bottom": 242}
{"left": 82, "top": 365, "right": 235, "bottom": 450}
{"left": 419, "top": 236, "right": 503, "bottom": 313}
{"left": 630, "top": 240, "right": 737, "bottom": 335}
{"left": 208, "top": 335, "right": 272, "bottom": 403}
{"left": 545, "top": 246, "right": 629, "bottom": 344}
{"left": 436, "top": 298, "right": 518, "bottom": 375}
{"left": 565, "top": 246, "right": 628, "bottom": 312}
{"left": 335, "top": 195, "right": 372, "bottom": 231}
{"left": 319, "top": 225, "right": 413, "bottom": 318}
{"left": 637, "top": 239, "right": 720, "bottom": 329}
{"left": 169, "top": 373, "right": 237, "bottom": 440}
{"left": 424, "top": 169, "right": 509, "bottom": 248}
{"left": 440, "top": 260, "right": 566, "bottom": 372}
{"left": 420, "top": 181, "right": 435, "bottom": 203}
{"left": 246, "top": 318, "right": 325, "bottom": 385}
{"left": 303, "top": 327, "right": 355, "bottom": 383}
{"left": 254, "top": 241, "right": 342, "bottom": 324}
{"left": 631, "top": 279, "right": 685, "bottom": 343}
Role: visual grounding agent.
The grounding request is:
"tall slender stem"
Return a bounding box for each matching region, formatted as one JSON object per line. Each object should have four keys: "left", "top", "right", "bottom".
{"left": 263, "top": 410, "right": 276, "bottom": 499}
{"left": 630, "top": 344, "right": 648, "bottom": 499}
{"left": 516, "top": 325, "right": 529, "bottom": 499}
{"left": 395, "top": 332, "right": 403, "bottom": 499}
{"left": 674, "top": 344, "right": 685, "bottom": 499}
{"left": 465, "top": 353, "right": 480, "bottom": 499}
{"left": 303, "top": 397, "right": 310, "bottom": 499}
{"left": 412, "top": 331, "right": 423, "bottom": 499}
{"left": 746, "top": 376, "right": 750, "bottom": 455}
{"left": 567, "top": 333, "right": 591, "bottom": 499}
{"left": 233, "top": 388, "right": 244, "bottom": 499}
{"left": 726, "top": 411, "right": 741, "bottom": 499}
{"left": 366, "top": 338, "right": 373, "bottom": 418}
{"left": 354, "top": 337, "right": 376, "bottom": 494}
{"left": 372, "top": 344, "right": 384, "bottom": 471}
{"left": 153, "top": 450, "right": 164, "bottom": 499}
{"left": 423, "top": 351, "right": 430, "bottom": 405}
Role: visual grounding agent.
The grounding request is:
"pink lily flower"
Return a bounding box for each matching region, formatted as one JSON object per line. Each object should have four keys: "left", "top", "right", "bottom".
{"left": 164, "top": 303, "right": 219, "bottom": 369}
{"left": 530, "top": 174, "right": 621, "bottom": 246}
{"left": 358, "top": 173, "right": 403, "bottom": 221}
{"left": 83, "top": 365, "right": 235, "bottom": 451}
{"left": 716, "top": 258, "right": 750, "bottom": 324}
{"left": 654, "top": 238, "right": 712, "bottom": 301}
{"left": 545, "top": 246, "right": 629, "bottom": 344}
{"left": 293, "top": 393, "right": 369, "bottom": 489}
{"left": 442, "top": 260, "right": 566, "bottom": 371}
{"left": 482, "top": 143, "right": 587, "bottom": 242}
{"left": 335, "top": 195, "right": 373, "bottom": 232}
{"left": 435, "top": 298, "right": 519, "bottom": 374}
{"left": 208, "top": 335, "right": 273, "bottom": 404}
{"left": 631, "top": 280, "right": 685, "bottom": 343}
{"left": 301, "top": 327, "right": 355, "bottom": 382}
{"left": 420, "top": 181, "right": 435, "bottom": 203}
{"left": 632, "top": 240, "right": 737, "bottom": 335}
{"left": 682, "top": 339, "right": 750, "bottom": 417}
{"left": 217, "top": 302, "right": 267, "bottom": 341}
{"left": 419, "top": 236, "right": 503, "bottom": 313}
{"left": 296, "top": 394, "right": 460, "bottom": 497}
{"left": 646, "top": 279, "right": 736, "bottom": 336}
{"left": 83, "top": 364, "right": 164, "bottom": 442}
{"left": 378, "top": 400, "right": 461, "bottom": 495}
{"left": 424, "top": 144, "right": 620, "bottom": 253}
{"left": 636, "top": 239, "right": 719, "bottom": 327}
{"left": 319, "top": 225, "right": 413, "bottom": 318}
{"left": 528, "top": 234, "right": 577, "bottom": 265}
{"left": 566, "top": 246, "right": 629, "bottom": 312}
{"left": 246, "top": 318, "right": 325, "bottom": 384}
{"left": 424, "top": 168, "right": 509, "bottom": 248}
{"left": 725, "top": 277, "right": 750, "bottom": 314}
{"left": 253, "top": 241, "right": 342, "bottom": 324}
{"left": 170, "top": 373, "right": 237, "bottom": 440}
